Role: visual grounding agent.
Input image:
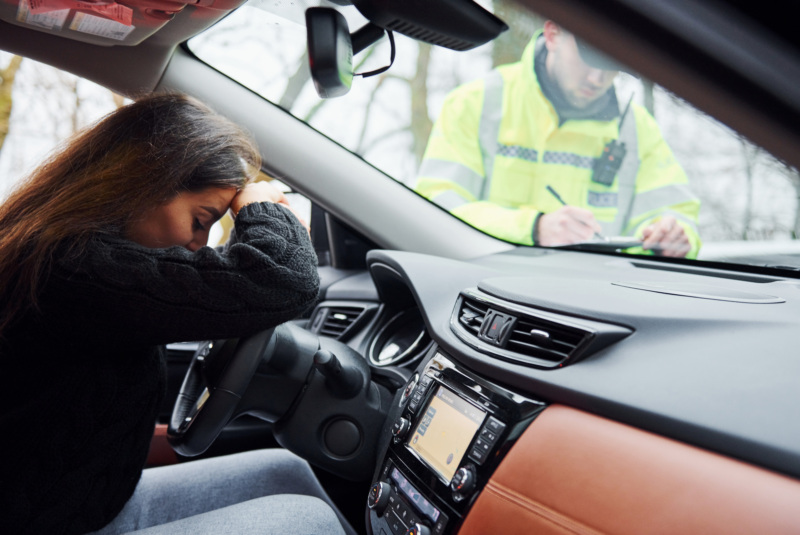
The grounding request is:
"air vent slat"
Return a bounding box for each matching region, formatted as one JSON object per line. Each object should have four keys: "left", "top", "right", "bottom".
{"left": 315, "top": 306, "right": 367, "bottom": 339}
{"left": 506, "top": 318, "right": 586, "bottom": 363}
{"left": 458, "top": 298, "right": 488, "bottom": 336}
{"left": 508, "top": 337, "right": 574, "bottom": 355}
{"left": 452, "top": 294, "right": 597, "bottom": 369}
{"left": 506, "top": 340, "right": 569, "bottom": 362}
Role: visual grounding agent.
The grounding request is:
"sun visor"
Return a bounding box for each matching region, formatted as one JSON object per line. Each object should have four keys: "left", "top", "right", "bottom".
{"left": 0, "top": 0, "right": 246, "bottom": 46}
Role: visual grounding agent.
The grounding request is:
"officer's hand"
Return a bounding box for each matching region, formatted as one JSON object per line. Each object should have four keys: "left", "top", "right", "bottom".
{"left": 537, "top": 206, "right": 602, "bottom": 246}
{"left": 641, "top": 216, "right": 690, "bottom": 257}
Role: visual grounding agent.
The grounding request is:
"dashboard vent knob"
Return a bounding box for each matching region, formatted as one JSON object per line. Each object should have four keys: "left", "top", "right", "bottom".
{"left": 451, "top": 291, "right": 632, "bottom": 369}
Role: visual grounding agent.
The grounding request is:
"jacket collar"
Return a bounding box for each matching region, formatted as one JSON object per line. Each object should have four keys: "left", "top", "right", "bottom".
{"left": 523, "top": 31, "right": 621, "bottom": 130}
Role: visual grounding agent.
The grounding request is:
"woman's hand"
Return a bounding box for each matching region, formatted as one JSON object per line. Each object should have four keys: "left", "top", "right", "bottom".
{"left": 230, "top": 181, "right": 309, "bottom": 233}
{"left": 230, "top": 181, "right": 287, "bottom": 214}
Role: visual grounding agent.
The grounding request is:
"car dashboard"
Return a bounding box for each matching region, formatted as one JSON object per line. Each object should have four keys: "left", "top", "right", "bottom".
{"left": 307, "top": 247, "right": 800, "bottom": 534}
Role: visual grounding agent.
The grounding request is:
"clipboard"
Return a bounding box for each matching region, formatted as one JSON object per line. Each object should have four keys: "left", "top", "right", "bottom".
{"left": 553, "top": 236, "right": 643, "bottom": 252}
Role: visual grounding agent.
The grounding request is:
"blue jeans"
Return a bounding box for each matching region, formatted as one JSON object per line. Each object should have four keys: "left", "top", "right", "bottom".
{"left": 89, "top": 449, "right": 353, "bottom": 535}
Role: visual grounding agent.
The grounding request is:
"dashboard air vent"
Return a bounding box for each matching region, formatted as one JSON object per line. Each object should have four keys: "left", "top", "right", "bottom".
{"left": 506, "top": 317, "right": 587, "bottom": 364}
{"left": 319, "top": 306, "right": 365, "bottom": 338}
{"left": 451, "top": 291, "right": 631, "bottom": 369}
{"left": 309, "top": 302, "right": 377, "bottom": 341}
{"left": 456, "top": 296, "right": 489, "bottom": 336}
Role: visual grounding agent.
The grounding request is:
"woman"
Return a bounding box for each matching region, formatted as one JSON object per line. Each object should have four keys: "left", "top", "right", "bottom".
{"left": 0, "top": 93, "right": 348, "bottom": 534}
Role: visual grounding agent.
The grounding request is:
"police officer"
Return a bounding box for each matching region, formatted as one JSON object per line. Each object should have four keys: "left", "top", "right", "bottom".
{"left": 416, "top": 21, "right": 700, "bottom": 257}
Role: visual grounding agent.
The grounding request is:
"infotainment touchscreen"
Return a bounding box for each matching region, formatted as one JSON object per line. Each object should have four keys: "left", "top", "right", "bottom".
{"left": 407, "top": 385, "right": 487, "bottom": 483}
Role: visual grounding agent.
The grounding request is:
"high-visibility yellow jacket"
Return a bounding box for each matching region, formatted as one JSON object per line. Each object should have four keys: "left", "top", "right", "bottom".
{"left": 416, "top": 33, "right": 701, "bottom": 257}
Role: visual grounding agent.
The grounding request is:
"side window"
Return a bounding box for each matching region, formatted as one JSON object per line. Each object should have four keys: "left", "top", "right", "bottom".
{"left": 0, "top": 53, "right": 313, "bottom": 251}
{"left": 0, "top": 52, "right": 125, "bottom": 200}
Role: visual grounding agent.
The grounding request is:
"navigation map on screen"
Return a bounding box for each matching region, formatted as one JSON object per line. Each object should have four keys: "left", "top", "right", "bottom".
{"left": 407, "top": 385, "right": 486, "bottom": 483}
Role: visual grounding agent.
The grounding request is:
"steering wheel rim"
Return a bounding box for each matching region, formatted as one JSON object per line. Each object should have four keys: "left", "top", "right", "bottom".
{"left": 167, "top": 328, "right": 275, "bottom": 457}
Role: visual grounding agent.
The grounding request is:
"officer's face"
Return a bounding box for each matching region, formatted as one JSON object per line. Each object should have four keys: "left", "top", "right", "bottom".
{"left": 544, "top": 25, "right": 618, "bottom": 109}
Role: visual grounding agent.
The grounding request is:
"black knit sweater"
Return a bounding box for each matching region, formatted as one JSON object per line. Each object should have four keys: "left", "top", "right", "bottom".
{"left": 0, "top": 202, "right": 320, "bottom": 535}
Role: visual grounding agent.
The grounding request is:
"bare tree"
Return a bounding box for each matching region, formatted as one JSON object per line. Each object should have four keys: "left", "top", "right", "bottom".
{"left": 0, "top": 55, "right": 24, "bottom": 153}
{"left": 354, "top": 0, "right": 538, "bottom": 167}
{"left": 763, "top": 157, "right": 800, "bottom": 239}
{"left": 491, "top": 0, "right": 543, "bottom": 67}
{"left": 789, "top": 169, "right": 800, "bottom": 239}
{"left": 303, "top": 46, "right": 381, "bottom": 124}
{"left": 409, "top": 43, "right": 433, "bottom": 163}
{"left": 279, "top": 50, "right": 311, "bottom": 111}
{"left": 739, "top": 137, "right": 760, "bottom": 240}
{"left": 0, "top": 55, "right": 126, "bottom": 200}
{"left": 641, "top": 79, "right": 655, "bottom": 116}
{"left": 345, "top": 42, "right": 433, "bottom": 166}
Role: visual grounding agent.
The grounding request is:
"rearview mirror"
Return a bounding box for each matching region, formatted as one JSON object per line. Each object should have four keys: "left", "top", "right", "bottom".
{"left": 306, "top": 0, "right": 506, "bottom": 99}
{"left": 306, "top": 7, "right": 387, "bottom": 98}
{"left": 306, "top": 7, "right": 354, "bottom": 98}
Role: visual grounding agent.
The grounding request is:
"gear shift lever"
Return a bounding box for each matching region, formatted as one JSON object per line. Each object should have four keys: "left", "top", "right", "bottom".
{"left": 313, "top": 349, "right": 364, "bottom": 399}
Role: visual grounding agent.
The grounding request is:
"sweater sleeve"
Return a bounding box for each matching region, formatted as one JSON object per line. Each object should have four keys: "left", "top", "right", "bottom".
{"left": 49, "top": 202, "right": 320, "bottom": 345}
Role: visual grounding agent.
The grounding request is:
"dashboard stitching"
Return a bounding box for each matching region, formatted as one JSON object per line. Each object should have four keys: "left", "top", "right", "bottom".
{"left": 484, "top": 480, "right": 604, "bottom": 535}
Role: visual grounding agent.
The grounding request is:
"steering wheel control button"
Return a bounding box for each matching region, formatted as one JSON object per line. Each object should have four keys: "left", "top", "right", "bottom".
{"left": 368, "top": 481, "right": 392, "bottom": 515}
{"left": 195, "top": 341, "right": 212, "bottom": 362}
{"left": 392, "top": 417, "right": 411, "bottom": 443}
{"left": 323, "top": 418, "right": 362, "bottom": 457}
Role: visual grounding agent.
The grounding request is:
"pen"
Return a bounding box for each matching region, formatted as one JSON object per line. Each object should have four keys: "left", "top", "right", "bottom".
{"left": 545, "top": 185, "right": 606, "bottom": 241}
{"left": 545, "top": 185, "right": 568, "bottom": 206}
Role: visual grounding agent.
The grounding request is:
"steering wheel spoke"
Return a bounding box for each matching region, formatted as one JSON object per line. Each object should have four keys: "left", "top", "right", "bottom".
{"left": 168, "top": 333, "right": 273, "bottom": 457}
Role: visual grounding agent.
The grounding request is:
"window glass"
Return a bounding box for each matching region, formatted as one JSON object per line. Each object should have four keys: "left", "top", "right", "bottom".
{"left": 0, "top": 52, "right": 122, "bottom": 199}
{"left": 188, "top": 0, "right": 800, "bottom": 269}
{"left": 0, "top": 52, "right": 309, "bottom": 248}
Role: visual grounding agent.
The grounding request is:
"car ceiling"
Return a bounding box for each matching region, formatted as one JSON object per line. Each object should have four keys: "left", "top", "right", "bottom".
{"left": 0, "top": 0, "right": 247, "bottom": 94}
{"left": 1, "top": 0, "right": 799, "bottom": 170}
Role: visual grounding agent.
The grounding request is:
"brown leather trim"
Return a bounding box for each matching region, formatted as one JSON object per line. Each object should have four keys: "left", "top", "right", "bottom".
{"left": 459, "top": 404, "right": 800, "bottom": 534}
{"left": 146, "top": 423, "right": 178, "bottom": 467}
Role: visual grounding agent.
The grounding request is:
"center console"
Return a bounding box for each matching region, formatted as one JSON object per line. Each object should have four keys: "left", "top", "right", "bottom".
{"left": 367, "top": 350, "right": 546, "bottom": 535}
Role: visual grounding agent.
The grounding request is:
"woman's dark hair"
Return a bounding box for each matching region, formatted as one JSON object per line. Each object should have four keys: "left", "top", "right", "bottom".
{"left": 0, "top": 92, "right": 261, "bottom": 335}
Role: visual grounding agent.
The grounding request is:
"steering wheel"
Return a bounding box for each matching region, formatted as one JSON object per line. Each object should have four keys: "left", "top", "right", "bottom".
{"left": 167, "top": 328, "right": 275, "bottom": 457}
{"left": 167, "top": 321, "right": 393, "bottom": 480}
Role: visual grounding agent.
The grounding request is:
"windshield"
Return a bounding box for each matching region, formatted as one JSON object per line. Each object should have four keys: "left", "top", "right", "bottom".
{"left": 188, "top": 0, "right": 800, "bottom": 272}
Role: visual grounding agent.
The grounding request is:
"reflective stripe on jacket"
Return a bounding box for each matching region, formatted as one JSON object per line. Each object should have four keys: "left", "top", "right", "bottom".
{"left": 416, "top": 33, "right": 701, "bottom": 256}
